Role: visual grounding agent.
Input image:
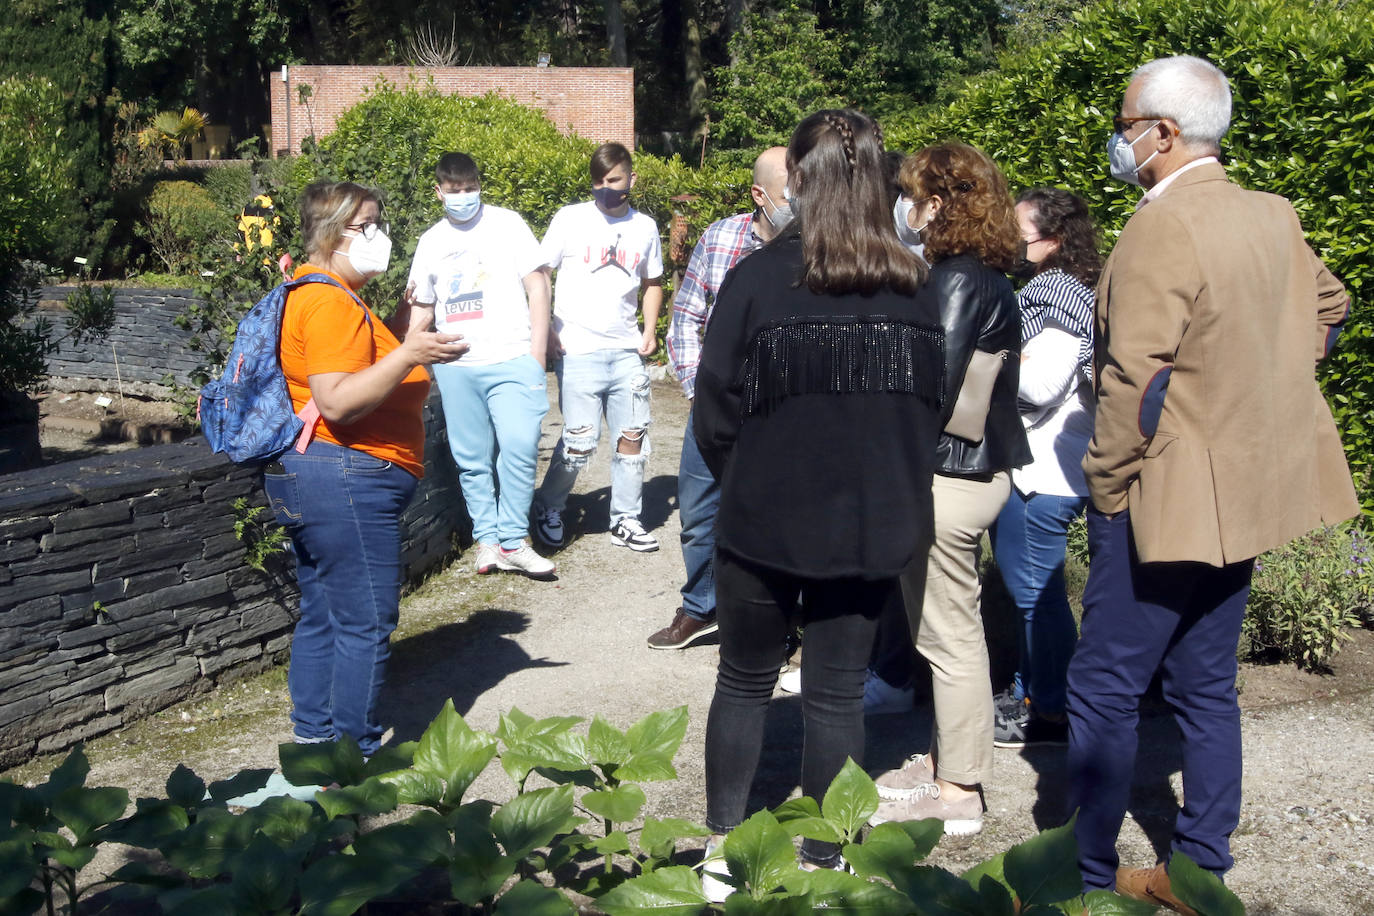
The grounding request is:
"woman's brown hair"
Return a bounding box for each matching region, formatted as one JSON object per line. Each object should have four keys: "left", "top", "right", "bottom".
{"left": 900, "top": 143, "right": 1020, "bottom": 272}
{"left": 1016, "top": 187, "right": 1103, "bottom": 287}
{"left": 299, "top": 181, "right": 383, "bottom": 262}
{"left": 788, "top": 109, "right": 926, "bottom": 295}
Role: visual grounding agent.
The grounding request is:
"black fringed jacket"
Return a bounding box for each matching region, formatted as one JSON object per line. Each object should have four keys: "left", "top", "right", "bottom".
{"left": 693, "top": 233, "right": 947, "bottom": 579}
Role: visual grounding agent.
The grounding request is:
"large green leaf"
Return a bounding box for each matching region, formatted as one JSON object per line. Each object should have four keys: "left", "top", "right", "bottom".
{"left": 101, "top": 798, "right": 188, "bottom": 849}
{"left": 492, "top": 878, "right": 577, "bottom": 914}
{"left": 614, "top": 752, "right": 678, "bottom": 784}
{"left": 165, "top": 765, "right": 207, "bottom": 810}
{"left": 639, "top": 816, "right": 711, "bottom": 861}
{"left": 588, "top": 830, "right": 633, "bottom": 855}
{"left": 0, "top": 839, "right": 37, "bottom": 898}
{"left": 382, "top": 769, "right": 445, "bottom": 807}
{"left": 449, "top": 805, "right": 514, "bottom": 906}
{"left": 975, "top": 874, "right": 1017, "bottom": 916}
{"left": 46, "top": 843, "right": 97, "bottom": 871}
{"left": 229, "top": 832, "right": 298, "bottom": 913}
{"left": 490, "top": 784, "right": 577, "bottom": 861}
{"left": 313, "top": 777, "right": 398, "bottom": 821}
{"left": 0, "top": 783, "right": 45, "bottom": 832}
{"left": 1166, "top": 854, "right": 1245, "bottom": 916}
{"left": 50, "top": 785, "right": 129, "bottom": 842}
{"left": 1081, "top": 889, "right": 1160, "bottom": 914}
{"left": 1002, "top": 819, "right": 1082, "bottom": 906}
{"left": 279, "top": 738, "right": 366, "bottom": 788}
{"left": 0, "top": 887, "right": 45, "bottom": 916}
{"left": 351, "top": 809, "right": 451, "bottom": 870}
{"left": 413, "top": 698, "right": 499, "bottom": 804}
{"left": 166, "top": 808, "right": 255, "bottom": 878}
{"left": 595, "top": 865, "right": 709, "bottom": 915}
{"left": 892, "top": 818, "right": 944, "bottom": 862}
{"left": 723, "top": 810, "right": 799, "bottom": 900}
{"left": 582, "top": 783, "right": 646, "bottom": 824}
{"left": 624, "top": 705, "right": 688, "bottom": 759}
{"left": 771, "top": 797, "right": 822, "bottom": 823}
{"left": 586, "top": 716, "right": 633, "bottom": 769}
{"left": 782, "top": 865, "right": 914, "bottom": 913}
{"left": 841, "top": 822, "right": 916, "bottom": 881}
{"left": 297, "top": 854, "right": 418, "bottom": 916}
{"left": 162, "top": 884, "right": 238, "bottom": 916}
{"left": 888, "top": 864, "right": 980, "bottom": 915}
{"left": 250, "top": 795, "right": 324, "bottom": 853}
{"left": 35, "top": 745, "right": 90, "bottom": 806}
{"left": 819, "top": 759, "right": 879, "bottom": 841}
{"left": 495, "top": 707, "right": 583, "bottom": 744}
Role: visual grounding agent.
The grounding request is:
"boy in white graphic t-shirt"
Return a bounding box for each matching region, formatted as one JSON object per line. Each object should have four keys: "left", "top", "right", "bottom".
{"left": 409, "top": 152, "right": 555, "bottom": 579}
{"left": 532, "top": 142, "right": 664, "bottom": 553}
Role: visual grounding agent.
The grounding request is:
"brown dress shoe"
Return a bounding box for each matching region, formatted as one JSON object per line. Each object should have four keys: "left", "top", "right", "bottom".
{"left": 1115, "top": 863, "right": 1198, "bottom": 916}
{"left": 647, "top": 609, "right": 719, "bottom": 649}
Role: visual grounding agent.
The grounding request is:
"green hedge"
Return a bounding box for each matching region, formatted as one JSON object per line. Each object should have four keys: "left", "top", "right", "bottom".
{"left": 885, "top": 0, "right": 1374, "bottom": 519}
{"left": 294, "top": 83, "right": 753, "bottom": 313}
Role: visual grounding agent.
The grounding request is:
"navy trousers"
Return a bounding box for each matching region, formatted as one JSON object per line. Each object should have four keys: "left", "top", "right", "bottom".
{"left": 1066, "top": 508, "right": 1254, "bottom": 891}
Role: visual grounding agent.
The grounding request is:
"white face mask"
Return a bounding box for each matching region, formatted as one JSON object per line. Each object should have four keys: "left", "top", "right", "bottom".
{"left": 336, "top": 226, "right": 392, "bottom": 277}
{"left": 1108, "top": 121, "right": 1161, "bottom": 186}
{"left": 893, "top": 197, "right": 921, "bottom": 246}
{"left": 444, "top": 190, "right": 481, "bottom": 223}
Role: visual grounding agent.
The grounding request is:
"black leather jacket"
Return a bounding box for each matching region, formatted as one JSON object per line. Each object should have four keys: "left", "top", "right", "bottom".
{"left": 921, "top": 253, "right": 1032, "bottom": 476}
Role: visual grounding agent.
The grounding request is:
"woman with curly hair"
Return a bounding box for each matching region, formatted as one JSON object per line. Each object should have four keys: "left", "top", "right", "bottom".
{"left": 989, "top": 188, "right": 1103, "bottom": 749}
{"left": 872, "top": 142, "right": 1031, "bottom": 835}
{"left": 693, "top": 109, "right": 944, "bottom": 893}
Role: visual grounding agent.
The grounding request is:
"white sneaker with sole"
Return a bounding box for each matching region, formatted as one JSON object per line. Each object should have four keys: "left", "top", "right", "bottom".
{"left": 778, "top": 668, "right": 802, "bottom": 694}
{"left": 874, "top": 753, "right": 935, "bottom": 800}
{"left": 474, "top": 543, "right": 499, "bottom": 575}
{"left": 610, "top": 518, "right": 659, "bottom": 552}
{"left": 869, "top": 782, "right": 983, "bottom": 835}
{"left": 495, "top": 543, "right": 556, "bottom": 579}
{"left": 701, "top": 837, "right": 734, "bottom": 903}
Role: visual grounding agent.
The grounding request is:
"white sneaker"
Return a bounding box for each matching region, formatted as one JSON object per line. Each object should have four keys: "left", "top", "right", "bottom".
{"left": 610, "top": 517, "right": 659, "bottom": 552}
{"left": 495, "top": 542, "right": 556, "bottom": 579}
{"left": 474, "top": 543, "right": 499, "bottom": 575}
{"left": 532, "top": 506, "right": 565, "bottom": 548}
{"left": 863, "top": 670, "right": 915, "bottom": 715}
{"left": 701, "top": 837, "right": 735, "bottom": 903}
{"left": 778, "top": 668, "right": 802, "bottom": 694}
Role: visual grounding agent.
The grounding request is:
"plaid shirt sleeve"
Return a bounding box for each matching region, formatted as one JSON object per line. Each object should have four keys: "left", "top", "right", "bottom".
{"left": 666, "top": 214, "right": 760, "bottom": 398}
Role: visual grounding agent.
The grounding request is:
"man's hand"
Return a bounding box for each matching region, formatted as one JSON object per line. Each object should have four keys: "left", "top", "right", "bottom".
{"left": 546, "top": 328, "right": 566, "bottom": 364}
{"left": 638, "top": 328, "right": 658, "bottom": 358}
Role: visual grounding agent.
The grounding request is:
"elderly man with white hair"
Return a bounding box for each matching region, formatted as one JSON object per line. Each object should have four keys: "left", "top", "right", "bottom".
{"left": 1066, "top": 54, "right": 1357, "bottom": 911}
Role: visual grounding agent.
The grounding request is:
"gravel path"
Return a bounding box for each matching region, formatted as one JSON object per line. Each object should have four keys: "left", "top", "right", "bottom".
{"left": 11, "top": 375, "right": 1374, "bottom": 913}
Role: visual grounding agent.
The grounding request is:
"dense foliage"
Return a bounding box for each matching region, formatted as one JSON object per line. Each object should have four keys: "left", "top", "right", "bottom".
{"left": 886, "top": 0, "right": 1374, "bottom": 518}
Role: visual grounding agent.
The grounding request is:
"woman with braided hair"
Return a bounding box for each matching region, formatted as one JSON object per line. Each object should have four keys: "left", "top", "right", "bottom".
{"left": 693, "top": 109, "right": 945, "bottom": 893}
{"left": 870, "top": 142, "right": 1031, "bottom": 835}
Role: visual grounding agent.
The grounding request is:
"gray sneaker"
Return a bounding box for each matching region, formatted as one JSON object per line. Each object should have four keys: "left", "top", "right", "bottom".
{"left": 869, "top": 782, "right": 983, "bottom": 835}
{"left": 495, "top": 543, "right": 556, "bottom": 579}
{"left": 874, "top": 753, "right": 935, "bottom": 800}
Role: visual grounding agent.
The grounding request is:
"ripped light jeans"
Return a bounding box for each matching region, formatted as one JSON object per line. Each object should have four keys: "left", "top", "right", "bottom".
{"left": 536, "top": 348, "right": 651, "bottom": 527}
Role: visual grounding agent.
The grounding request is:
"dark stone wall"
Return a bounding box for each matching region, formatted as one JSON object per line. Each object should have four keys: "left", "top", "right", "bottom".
{"left": 0, "top": 392, "right": 466, "bottom": 767}
{"left": 35, "top": 287, "right": 206, "bottom": 390}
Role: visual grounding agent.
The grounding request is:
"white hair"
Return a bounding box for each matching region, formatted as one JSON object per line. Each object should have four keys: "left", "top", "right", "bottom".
{"left": 1132, "top": 55, "right": 1232, "bottom": 152}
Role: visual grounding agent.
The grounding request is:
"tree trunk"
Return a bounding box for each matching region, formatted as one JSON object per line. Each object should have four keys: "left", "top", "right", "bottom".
{"left": 725, "top": 0, "right": 751, "bottom": 65}
{"left": 684, "top": 1, "right": 708, "bottom": 146}
{"left": 604, "top": 0, "right": 628, "bottom": 66}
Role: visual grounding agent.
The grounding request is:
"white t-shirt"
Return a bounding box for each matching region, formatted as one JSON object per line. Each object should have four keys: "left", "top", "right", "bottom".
{"left": 1011, "top": 327, "right": 1095, "bottom": 498}
{"left": 408, "top": 204, "right": 543, "bottom": 366}
{"left": 539, "top": 200, "right": 663, "bottom": 356}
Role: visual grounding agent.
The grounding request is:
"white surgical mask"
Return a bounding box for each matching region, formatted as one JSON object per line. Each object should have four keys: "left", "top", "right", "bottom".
{"left": 336, "top": 227, "right": 392, "bottom": 277}
{"left": 444, "top": 190, "right": 481, "bottom": 223}
{"left": 761, "top": 188, "right": 794, "bottom": 232}
{"left": 893, "top": 197, "right": 921, "bottom": 246}
{"left": 1108, "top": 121, "right": 1161, "bottom": 186}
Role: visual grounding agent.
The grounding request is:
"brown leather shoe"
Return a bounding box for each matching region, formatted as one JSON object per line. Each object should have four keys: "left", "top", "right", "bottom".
{"left": 647, "top": 609, "right": 718, "bottom": 649}
{"left": 1115, "top": 863, "right": 1198, "bottom": 916}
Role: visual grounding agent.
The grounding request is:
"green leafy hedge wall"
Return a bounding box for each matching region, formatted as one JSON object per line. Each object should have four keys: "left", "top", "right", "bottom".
{"left": 886, "top": 0, "right": 1374, "bottom": 518}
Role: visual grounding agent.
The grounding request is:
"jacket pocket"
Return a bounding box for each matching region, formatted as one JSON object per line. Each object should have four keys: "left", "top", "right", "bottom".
{"left": 1129, "top": 435, "right": 1224, "bottom": 566}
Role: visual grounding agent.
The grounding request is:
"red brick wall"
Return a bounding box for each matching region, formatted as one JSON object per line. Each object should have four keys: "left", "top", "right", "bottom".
{"left": 267, "top": 66, "right": 634, "bottom": 156}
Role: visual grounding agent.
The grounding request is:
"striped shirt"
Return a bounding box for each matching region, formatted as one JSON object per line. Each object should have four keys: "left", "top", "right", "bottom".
{"left": 666, "top": 212, "right": 765, "bottom": 397}
{"left": 1018, "top": 268, "right": 1095, "bottom": 382}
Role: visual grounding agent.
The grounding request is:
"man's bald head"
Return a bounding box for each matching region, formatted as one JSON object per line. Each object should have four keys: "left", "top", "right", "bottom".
{"left": 753, "top": 146, "right": 788, "bottom": 197}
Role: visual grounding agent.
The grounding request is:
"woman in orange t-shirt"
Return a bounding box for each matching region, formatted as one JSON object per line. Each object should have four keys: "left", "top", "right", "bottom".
{"left": 263, "top": 181, "right": 468, "bottom": 758}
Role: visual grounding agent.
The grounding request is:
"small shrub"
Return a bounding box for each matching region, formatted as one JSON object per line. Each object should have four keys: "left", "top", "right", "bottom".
{"left": 141, "top": 180, "right": 227, "bottom": 275}
{"left": 1243, "top": 525, "right": 1373, "bottom": 670}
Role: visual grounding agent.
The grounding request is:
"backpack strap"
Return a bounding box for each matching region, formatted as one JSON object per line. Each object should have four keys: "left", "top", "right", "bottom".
{"left": 282, "top": 273, "right": 375, "bottom": 455}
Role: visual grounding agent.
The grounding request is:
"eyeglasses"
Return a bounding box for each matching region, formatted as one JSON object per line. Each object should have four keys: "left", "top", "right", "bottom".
{"left": 1023, "top": 235, "right": 1051, "bottom": 245}
{"left": 1112, "top": 115, "right": 1160, "bottom": 134}
{"left": 346, "top": 220, "right": 389, "bottom": 240}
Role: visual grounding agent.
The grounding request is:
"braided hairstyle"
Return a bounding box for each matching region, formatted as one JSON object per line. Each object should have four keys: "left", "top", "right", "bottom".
{"left": 787, "top": 108, "right": 925, "bottom": 295}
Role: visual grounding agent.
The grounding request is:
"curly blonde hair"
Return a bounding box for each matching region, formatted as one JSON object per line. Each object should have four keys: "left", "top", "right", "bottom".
{"left": 900, "top": 143, "right": 1020, "bottom": 272}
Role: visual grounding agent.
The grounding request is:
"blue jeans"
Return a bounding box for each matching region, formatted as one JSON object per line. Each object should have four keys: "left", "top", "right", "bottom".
{"left": 678, "top": 409, "right": 719, "bottom": 621}
{"left": 263, "top": 440, "right": 417, "bottom": 757}
{"left": 1066, "top": 508, "right": 1253, "bottom": 890}
{"left": 990, "top": 488, "right": 1086, "bottom": 717}
{"left": 537, "top": 349, "right": 651, "bottom": 527}
{"left": 433, "top": 355, "right": 549, "bottom": 549}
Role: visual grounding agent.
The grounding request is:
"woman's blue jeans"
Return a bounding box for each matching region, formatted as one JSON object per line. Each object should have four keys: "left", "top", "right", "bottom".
{"left": 264, "top": 440, "right": 417, "bottom": 757}
{"left": 989, "top": 488, "right": 1085, "bottom": 717}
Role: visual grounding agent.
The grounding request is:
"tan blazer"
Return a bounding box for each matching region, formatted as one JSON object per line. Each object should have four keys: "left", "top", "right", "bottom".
{"left": 1084, "top": 162, "right": 1358, "bottom": 566}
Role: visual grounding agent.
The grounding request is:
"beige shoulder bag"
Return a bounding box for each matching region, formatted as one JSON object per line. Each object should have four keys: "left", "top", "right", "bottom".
{"left": 943, "top": 349, "right": 1008, "bottom": 445}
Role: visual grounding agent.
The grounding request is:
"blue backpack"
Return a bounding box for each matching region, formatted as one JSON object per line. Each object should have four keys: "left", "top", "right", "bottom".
{"left": 199, "top": 273, "right": 371, "bottom": 464}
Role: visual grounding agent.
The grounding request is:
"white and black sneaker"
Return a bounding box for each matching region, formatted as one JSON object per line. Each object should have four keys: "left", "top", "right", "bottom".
{"left": 532, "top": 506, "right": 565, "bottom": 548}
{"left": 610, "top": 518, "right": 659, "bottom": 552}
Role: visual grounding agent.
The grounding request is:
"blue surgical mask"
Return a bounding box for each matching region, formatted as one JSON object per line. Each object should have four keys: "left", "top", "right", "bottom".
{"left": 444, "top": 191, "right": 481, "bottom": 223}
{"left": 1108, "top": 122, "right": 1161, "bottom": 186}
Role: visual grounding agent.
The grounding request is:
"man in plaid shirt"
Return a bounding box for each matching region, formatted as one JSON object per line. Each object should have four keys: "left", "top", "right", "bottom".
{"left": 647, "top": 146, "right": 790, "bottom": 649}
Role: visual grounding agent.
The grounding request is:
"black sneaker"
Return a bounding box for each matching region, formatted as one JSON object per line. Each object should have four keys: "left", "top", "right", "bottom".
{"left": 993, "top": 686, "right": 1028, "bottom": 720}
{"left": 993, "top": 711, "right": 1068, "bottom": 749}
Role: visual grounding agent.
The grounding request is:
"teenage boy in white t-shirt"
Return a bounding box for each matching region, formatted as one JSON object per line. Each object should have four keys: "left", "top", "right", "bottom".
{"left": 532, "top": 142, "right": 664, "bottom": 552}
{"left": 409, "top": 152, "right": 554, "bottom": 579}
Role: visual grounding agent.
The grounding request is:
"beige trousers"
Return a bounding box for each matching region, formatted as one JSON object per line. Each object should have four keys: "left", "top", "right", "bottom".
{"left": 901, "top": 471, "right": 1011, "bottom": 786}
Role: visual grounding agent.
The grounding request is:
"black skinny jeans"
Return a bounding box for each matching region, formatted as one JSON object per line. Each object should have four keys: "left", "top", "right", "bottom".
{"left": 704, "top": 549, "right": 894, "bottom": 866}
